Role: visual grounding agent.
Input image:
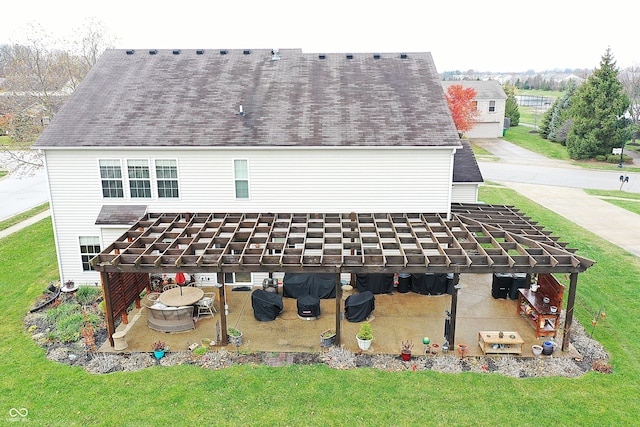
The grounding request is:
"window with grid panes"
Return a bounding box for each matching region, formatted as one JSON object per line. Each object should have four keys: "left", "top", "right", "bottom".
{"left": 79, "top": 236, "right": 101, "bottom": 271}
{"left": 155, "top": 159, "right": 179, "bottom": 198}
{"left": 99, "top": 159, "right": 124, "bottom": 198}
{"left": 127, "top": 159, "right": 151, "bottom": 198}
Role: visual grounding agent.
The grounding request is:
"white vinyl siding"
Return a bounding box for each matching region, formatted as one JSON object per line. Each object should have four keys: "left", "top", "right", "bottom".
{"left": 99, "top": 159, "right": 123, "bottom": 198}
{"left": 127, "top": 159, "right": 151, "bottom": 198}
{"left": 234, "top": 159, "right": 249, "bottom": 199}
{"left": 43, "top": 147, "right": 458, "bottom": 284}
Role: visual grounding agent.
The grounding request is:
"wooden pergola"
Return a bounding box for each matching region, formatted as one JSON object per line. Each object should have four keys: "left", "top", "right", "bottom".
{"left": 92, "top": 203, "right": 594, "bottom": 352}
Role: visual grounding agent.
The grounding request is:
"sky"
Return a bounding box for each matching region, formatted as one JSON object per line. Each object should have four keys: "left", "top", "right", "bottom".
{"left": 2, "top": 1, "right": 637, "bottom": 73}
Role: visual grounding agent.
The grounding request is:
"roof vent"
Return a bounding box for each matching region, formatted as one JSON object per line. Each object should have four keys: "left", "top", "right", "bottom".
{"left": 220, "top": 49, "right": 228, "bottom": 55}
{"left": 196, "top": 49, "right": 204, "bottom": 55}
{"left": 400, "top": 53, "right": 408, "bottom": 59}
{"left": 318, "top": 54, "right": 326, "bottom": 59}
{"left": 346, "top": 54, "right": 353, "bottom": 59}
{"left": 172, "top": 49, "right": 181, "bottom": 55}
{"left": 238, "top": 105, "right": 245, "bottom": 116}
{"left": 373, "top": 54, "right": 381, "bottom": 59}
{"left": 149, "top": 49, "right": 158, "bottom": 55}
{"left": 271, "top": 48, "right": 280, "bottom": 61}
{"left": 243, "top": 49, "right": 251, "bottom": 55}
{"left": 126, "top": 49, "right": 135, "bottom": 55}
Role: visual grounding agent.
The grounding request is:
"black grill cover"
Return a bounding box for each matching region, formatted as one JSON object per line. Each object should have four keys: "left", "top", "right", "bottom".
{"left": 345, "top": 291, "right": 375, "bottom": 322}
{"left": 283, "top": 273, "right": 336, "bottom": 299}
{"left": 297, "top": 295, "right": 321, "bottom": 318}
{"left": 411, "top": 274, "right": 448, "bottom": 295}
{"left": 251, "top": 290, "right": 284, "bottom": 321}
{"left": 355, "top": 273, "right": 394, "bottom": 294}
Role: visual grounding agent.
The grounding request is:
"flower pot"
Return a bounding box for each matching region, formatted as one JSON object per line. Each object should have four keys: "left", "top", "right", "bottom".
{"left": 228, "top": 332, "right": 243, "bottom": 347}
{"left": 532, "top": 344, "right": 543, "bottom": 356}
{"left": 153, "top": 350, "right": 165, "bottom": 359}
{"left": 356, "top": 335, "right": 372, "bottom": 351}
{"left": 320, "top": 332, "right": 337, "bottom": 348}
{"left": 457, "top": 343, "right": 468, "bottom": 357}
{"left": 401, "top": 351, "right": 411, "bottom": 361}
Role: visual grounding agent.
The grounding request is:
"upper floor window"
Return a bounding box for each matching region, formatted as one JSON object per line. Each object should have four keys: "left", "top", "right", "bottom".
{"left": 156, "top": 159, "right": 179, "bottom": 198}
{"left": 472, "top": 101, "right": 478, "bottom": 111}
{"left": 127, "top": 159, "right": 151, "bottom": 198}
{"left": 99, "top": 159, "right": 123, "bottom": 198}
{"left": 79, "top": 236, "right": 101, "bottom": 271}
{"left": 489, "top": 100, "right": 496, "bottom": 112}
{"left": 234, "top": 159, "right": 249, "bottom": 199}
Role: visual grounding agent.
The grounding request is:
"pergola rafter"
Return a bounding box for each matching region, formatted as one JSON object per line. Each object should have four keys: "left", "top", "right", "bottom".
{"left": 92, "top": 204, "right": 595, "bottom": 352}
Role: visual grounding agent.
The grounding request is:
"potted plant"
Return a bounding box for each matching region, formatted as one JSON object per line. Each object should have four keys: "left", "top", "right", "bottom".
{"left": 401, "top": 339, "right": 413, "bottom": 361}
{"left": 320, "top": 329, "right": 337, "bottom": 348}
{"left": 151, "top": 341, "right": 166, "bottom": 359}
{"left": 356, "top": 322, "right": 373, "bottom": 351}
{"left": 227, "top": 327, "right": 243, "bottom": 347}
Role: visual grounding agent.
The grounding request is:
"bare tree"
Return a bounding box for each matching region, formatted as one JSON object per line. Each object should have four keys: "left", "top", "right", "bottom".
{"left": 0, "top": 20, "right": 114, "bottom": 176}
{"left": 619, "top": 64, "right": 640, "bottom": 144}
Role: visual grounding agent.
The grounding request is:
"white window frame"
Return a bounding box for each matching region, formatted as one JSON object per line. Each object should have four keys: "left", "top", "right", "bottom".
{"left": 489, "top": 100, "right": 496, "bottom": 113}
{"left": 127, "top": 159, "right": 152, "bottom": 198}
{"left": 99, "top": 159, "right": 124, "bottom": 198}
{"left": 233, "top": 159, "right": 250, "bottom": 199}
{"left": 79, "top": 236, "right": 101, "bottom": 271}
{"left": 155, "top": 159, "right": 180, "bottom": 198}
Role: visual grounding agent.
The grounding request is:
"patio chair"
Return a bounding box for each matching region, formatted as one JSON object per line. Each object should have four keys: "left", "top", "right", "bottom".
{"left": 195, "top": 292, "right": 218, "bottom": 318}
{"left": 163, "top": 284, "right": 179, "bottom": 292}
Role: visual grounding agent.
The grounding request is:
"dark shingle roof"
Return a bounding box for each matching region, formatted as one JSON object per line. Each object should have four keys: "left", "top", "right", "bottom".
{"left": 35, "top": 49, "right": 461, "bottom": 149}
{"left": 95, "top": 205, "right": 148, "bottom": 225}
{"left": 441, "top": 80, "right": 507, "bottom": 100}
{"left": 453, "top": 139, "right": 483, "bottom": 183}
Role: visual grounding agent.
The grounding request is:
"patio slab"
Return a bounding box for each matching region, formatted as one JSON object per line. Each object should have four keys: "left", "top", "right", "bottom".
{"left": 100, "top": 274, "right": 580, "bottom": 359}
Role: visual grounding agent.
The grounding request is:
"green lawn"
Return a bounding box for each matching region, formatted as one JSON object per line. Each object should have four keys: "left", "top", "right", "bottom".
{"left": 1, "top": 187, "right": 640, "bottom": 425}
{"left": 0, "top": 202, "right": 49, "bottom": 231}
{"left": 503, "top": 125, "right": 570, "bottom": 160}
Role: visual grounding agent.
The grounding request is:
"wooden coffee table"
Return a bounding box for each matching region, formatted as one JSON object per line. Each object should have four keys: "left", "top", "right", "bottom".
{"left": 478, "top": 331, "right": 524, "bottom": 355}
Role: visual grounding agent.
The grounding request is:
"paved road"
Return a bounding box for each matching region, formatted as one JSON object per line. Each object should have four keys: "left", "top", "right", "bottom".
{"left": 475, "top": 138, "right": 640, "bottom": 257}
{"left": 0, "top": 170, "right": 48, "bottom": 221}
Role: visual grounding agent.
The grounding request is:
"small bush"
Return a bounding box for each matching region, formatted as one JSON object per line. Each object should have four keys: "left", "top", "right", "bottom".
{"left": 76, "top": 286, "right": 102, "bottom": 305}
{"left": 595, "top": 155, "right": 606, "bottom": 162}
{"left": 193, "top": 347, "right": 208, "bottom": 355}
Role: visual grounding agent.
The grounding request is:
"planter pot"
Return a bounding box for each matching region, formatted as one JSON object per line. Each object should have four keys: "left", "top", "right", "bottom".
{"left": 356, "top": 335, "right": 372, "bottom": 351}
{"left": 542, "top": 341, "right": 555, "bottom": 355}
{"left": 228, "top": 332, "right": 243, "bottom": 347}
{"left": 457, "top": 343, "right": 468, "bottom": 357}
{"left": 401, "top": 351, "right": 411, "bottom": 361}
{"left": 320, "top": 333, "right": 337, "bottom": 348}
{"left": 153, "top": 350, "right": 165, "bottom": 359}
{"left": 532, "top": 344, "right": 543, "bottom": 356}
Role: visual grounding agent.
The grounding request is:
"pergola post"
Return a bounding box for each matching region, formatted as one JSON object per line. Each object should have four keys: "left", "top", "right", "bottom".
{"left": 448, "top": 284, "right": 461, "bottom": 347}
{"left": 100, "top": 271, "right": 115, "bottom": 347}
{"left": 218, "top": 272, "right": 228, "bottom": 346}
{"left": 335, "top": 272, "right": 342, "bottom": 344}
{"left": 562, "top": 272, "right": 579, "bottom": 352}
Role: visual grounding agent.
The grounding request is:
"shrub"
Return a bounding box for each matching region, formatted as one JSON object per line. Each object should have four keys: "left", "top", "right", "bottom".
{"left": 357, "top": 322, "right": 373, "bottom": 340}
{"left": 76, "top": 286, "right": 102, "bottom": 305}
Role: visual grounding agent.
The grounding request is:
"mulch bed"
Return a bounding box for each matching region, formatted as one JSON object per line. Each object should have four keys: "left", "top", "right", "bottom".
{"left": 24, "top": 283, "right": 611, "bottom": 376}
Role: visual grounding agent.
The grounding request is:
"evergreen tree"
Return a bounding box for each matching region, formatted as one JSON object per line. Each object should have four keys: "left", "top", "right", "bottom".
{"left": 565, "top": 48, "right": 629, "bottom": 159}
{"left": 548, "top": 82, "right": 577, "bottom": 144}
{"left": 503, "top": 84, "right": 520, "bottom": 126}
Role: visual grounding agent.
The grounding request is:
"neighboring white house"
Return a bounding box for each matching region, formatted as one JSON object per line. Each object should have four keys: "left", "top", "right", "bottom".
{"left": 442, "top": 80, "right": 507, "bottom": 138}
{"left": 35, "top": 49, "right": 483, "bottom": 286}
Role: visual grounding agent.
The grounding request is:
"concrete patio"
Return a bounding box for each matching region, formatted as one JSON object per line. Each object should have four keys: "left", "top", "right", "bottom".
{"left": 101, "top": 273, "right": 580, "bottom": 359}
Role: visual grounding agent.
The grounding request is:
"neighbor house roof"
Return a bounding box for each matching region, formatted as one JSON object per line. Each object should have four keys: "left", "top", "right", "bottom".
{"left": 35, "top": 49, "right": 461, "bottom": 149}
{"left": 441, "top": 80, "right": 507, "bottom": 100}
